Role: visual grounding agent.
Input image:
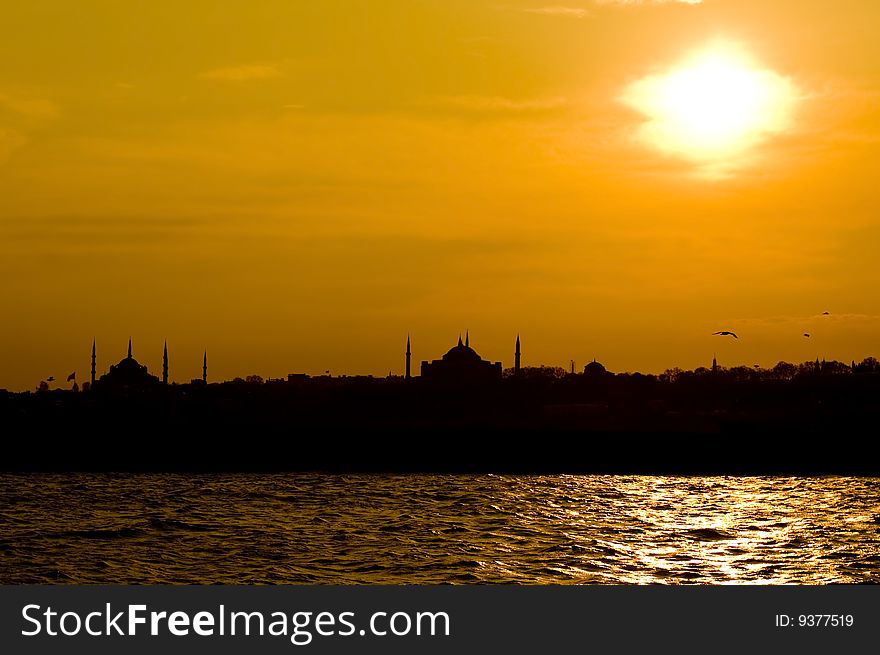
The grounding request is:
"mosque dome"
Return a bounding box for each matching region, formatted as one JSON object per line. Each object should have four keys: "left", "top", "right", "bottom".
{"left": 94, "top": 340, "right": 160, "bottom": 391}
{"left": 442, "top": 342, "right": 482, "bottom": 362}
{"left": 420, "top": 332, "right": 503, "bottom": 383}
{"left": 584, "top": 360, "right": 607, "bottom": 376}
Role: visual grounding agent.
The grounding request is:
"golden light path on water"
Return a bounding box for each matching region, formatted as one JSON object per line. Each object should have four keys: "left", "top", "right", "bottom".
{"left": 621, "top": 41, "right": 800, "bottom": 176}
{"left": 1, "top": 474, "right": 878, "bottom": 584}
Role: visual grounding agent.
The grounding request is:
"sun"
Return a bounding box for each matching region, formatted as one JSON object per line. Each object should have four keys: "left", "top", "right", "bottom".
{"left": 621, "top": 41, "right": 799, "bottom": 172}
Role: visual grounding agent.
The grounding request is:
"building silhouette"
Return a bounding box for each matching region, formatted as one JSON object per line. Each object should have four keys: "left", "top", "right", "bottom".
{"left": 583, "top": 359, "right": 608, "bottom": 378}
{"left": 92, "top": 339, "right": 160, "bottom": 392}
{"left": 163, "top": 341, "right": 169, "bottom": 385}
{"left": 515, "top": 335, "right": 521, "bottom": 374}
{"left": 405, "top": 335, "right": 412, "bottom": 380}
{"left": 420, "top": 332, "right": 502, "bottom": 383}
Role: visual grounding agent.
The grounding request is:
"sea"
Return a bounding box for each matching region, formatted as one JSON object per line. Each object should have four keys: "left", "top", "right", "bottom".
{"left": 1, "top": 474, "right": 878, "bottom": 584}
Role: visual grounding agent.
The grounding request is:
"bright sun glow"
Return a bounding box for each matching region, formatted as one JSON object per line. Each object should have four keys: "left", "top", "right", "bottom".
{"left": 621, "top": 42, "right": 800, "bottom": 173}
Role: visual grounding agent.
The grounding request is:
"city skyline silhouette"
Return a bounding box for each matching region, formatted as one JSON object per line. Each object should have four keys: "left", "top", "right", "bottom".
{"left": 9, "top": 329, "right": 876, "bottom": 391}
{"left": 4, "top": 328, "right": 878, "bottom": 475}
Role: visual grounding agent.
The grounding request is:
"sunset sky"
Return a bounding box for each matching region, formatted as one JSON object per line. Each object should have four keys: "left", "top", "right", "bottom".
{"left": 2, "top": 0, "right": 879, "bottom": 389}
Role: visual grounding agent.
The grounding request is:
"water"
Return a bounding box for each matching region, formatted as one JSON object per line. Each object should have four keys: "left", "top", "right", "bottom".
{"left": 1, "top": 474, "right": 878, "bottom": 584}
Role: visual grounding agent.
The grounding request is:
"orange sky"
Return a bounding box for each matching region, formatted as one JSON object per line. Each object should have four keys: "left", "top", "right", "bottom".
{"left": 2, "top": 1, "right": 879, "bottom": 389}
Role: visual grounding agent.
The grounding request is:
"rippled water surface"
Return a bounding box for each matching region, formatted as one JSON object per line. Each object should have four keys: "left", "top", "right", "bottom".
{"left": 1, "top": 474, "right": 878, "bottom": 584}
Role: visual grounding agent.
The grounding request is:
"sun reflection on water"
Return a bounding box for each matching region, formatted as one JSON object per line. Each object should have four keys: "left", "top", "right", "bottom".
{"left": 0, "top": 473, "right": 877, "bottom": 584}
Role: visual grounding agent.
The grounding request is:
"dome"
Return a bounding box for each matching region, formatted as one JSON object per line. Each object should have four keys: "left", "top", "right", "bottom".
{"left": 112, "top": 357, "right": 147, "bottom": 374}
{"left": 95, "top": 351, "right": 160, "bottom": 391}
{"left": 421, "top": 335, "right": 503, "bottom": 383}
{"left": 441, "top": 343, "right": 482, "bottom": 362}
{"left": 584, "top": 360, "right": 607, "bottom": 375}
{"left": 421, "top": 334, "right": 503, "bottom": 383}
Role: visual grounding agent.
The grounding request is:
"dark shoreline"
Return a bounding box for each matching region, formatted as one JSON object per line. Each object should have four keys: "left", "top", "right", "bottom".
{"left": 4, "top": 370, "right": 878, "bottom": 475}
{"left": 3, "top": 430, "right": 876, "bottom": 475}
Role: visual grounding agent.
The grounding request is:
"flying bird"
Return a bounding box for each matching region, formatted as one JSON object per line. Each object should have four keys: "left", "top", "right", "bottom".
{"left": 46, "top": 376, "right": 55, "bottom": 382}
{"left": 803, "top": 333, "right": 811, "bottom": 337}
{"left": 822, "top": 311, "right": 830, "bottom": 315}
{"left": 712, "top": 331, "right": 738, "bottom": 339}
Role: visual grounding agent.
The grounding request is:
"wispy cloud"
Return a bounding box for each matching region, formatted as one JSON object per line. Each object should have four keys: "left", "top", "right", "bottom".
{"left": 596, "top": 0, "right": 702, "bottom": 4}
{"left": 0, "top": 92, "right": 59, "bottom": 119}
{"left": 520, "top": 1, "right": 701, "bottom": 19}
{"left": 0, "top": 92, "right": 59, "bottom": 163}
{"left": 727, "top": 313, "right": 880, "bottom": 329}
{"left": 0, "top": 127, "right": 26, "bottom": 163}
{"left": 423, "top": 95, "right": 569, "bottom": 114}
{"left": 523, "top": 6, "right": 591, "bottom": 18}
{"left": 200, "top": 64, "right": 282, "bottom": 81}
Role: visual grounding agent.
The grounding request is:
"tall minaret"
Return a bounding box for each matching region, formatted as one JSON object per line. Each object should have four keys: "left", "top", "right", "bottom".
{"left": 465, "top": 330, "right": 469, "bottom": 348}
{"left": 127, "top": 338, "right": 132, "bottom": 359}
{"left": 203, "top": 350, "right": 208, "bottom": 383}
{"left": 91, "top": 339, "right": 96, "bottom": 386}
{"left": 712, "top": 353, "right": 718, "bottom": 375}
{"left": 162, "top": 341, "right": 169, "bottom": 385}
{"left": 515, "top": 334, "right": 521, "bottom": 374}
{"left": 405, "top": 334, "right": 411, "bottom": 379}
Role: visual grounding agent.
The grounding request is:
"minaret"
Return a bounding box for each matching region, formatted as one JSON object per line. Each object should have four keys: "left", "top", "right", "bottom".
{"left": 465, "top": 330, "right": 469, "bottom": 348}
{"left": 515, "top": 335, "right": 521, "bottom": 374}
{"left": 91, "top": 339, "right": 96, "bottom": 386}
{"left": 712, "top": 353, "right": 718, "bottom": 374}
{"left": 162, "top": 341, "right": 169, "bottom": 385}
{"left": 203, "top": 350, "right": 207, "bottom": 383}
{"left": 127, "top": 338, "right": 132, "bottom": 359}
{"left": 458, "top": 334, "right": 463, "bottom": 347}
{"left": 405, "top": 334, "right": 411, "bottom": 379}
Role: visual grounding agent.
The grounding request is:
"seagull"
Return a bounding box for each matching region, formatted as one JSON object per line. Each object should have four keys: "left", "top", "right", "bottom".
{"left": 46, "top": 376, "right": 55, "bottom": 382}
{"left": 712, "top": 331, "right": 738, "bottom": 339}
{"left": 822, "top": 311, "right": 830, "bottom": 315}
{"left": 803, "top": 333, "right": 811, "bottom": 337}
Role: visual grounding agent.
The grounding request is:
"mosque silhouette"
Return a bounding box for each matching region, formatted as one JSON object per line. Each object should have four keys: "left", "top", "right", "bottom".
{"left": 88, "top": 332, "right": 526, "bottom": 390}
{"left": 90, "top": 339, "right": 208, "bottom": 391}
{"left": 418, "top": 332, "right": 507, "bottom": 383}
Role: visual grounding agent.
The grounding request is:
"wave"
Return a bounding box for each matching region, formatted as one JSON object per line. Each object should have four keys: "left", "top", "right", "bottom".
{"left": 684, "top": 528, "right": 734, "bottom": 541}
{"left": 146, "top": 517, "right": 214, "bottom": 532}
{"left": 62, "top": 527, "right": 144, "bottom": 540}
